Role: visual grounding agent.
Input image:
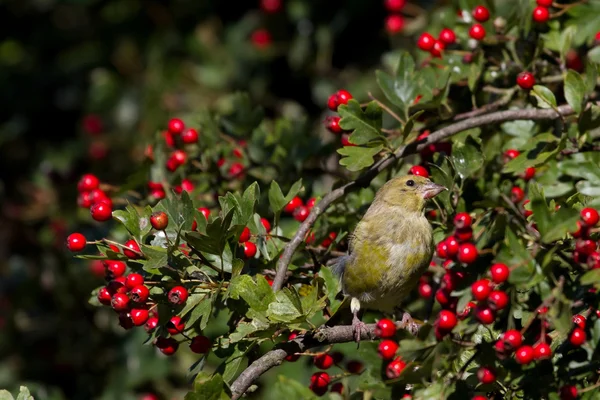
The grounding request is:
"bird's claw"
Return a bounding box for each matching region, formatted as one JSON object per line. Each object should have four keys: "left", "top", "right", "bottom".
{"left": 401, "top": 312, "right": 420, "bottom": 336}
{"left": 352, "top": 314, "right": 368, "bottom": 345}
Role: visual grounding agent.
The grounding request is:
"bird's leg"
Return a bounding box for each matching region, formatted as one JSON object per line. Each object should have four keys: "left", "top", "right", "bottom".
{"left": 400, "top": 311, "right": 420, "bottom": 336}
{"left": 351, "top": 297, "right": 367, "bottom": 344}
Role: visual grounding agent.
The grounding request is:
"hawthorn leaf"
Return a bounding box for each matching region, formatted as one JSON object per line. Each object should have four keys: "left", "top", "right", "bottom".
{"left": 338, "top": 100, "right": 383, "bottom": 145}
{"left": 337, "top": 145, "right": 383, "bottom": 171}
{"left": 564, "top": 70, "right": 585, "bottom": 114}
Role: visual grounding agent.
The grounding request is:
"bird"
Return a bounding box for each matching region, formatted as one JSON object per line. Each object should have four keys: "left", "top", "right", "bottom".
{"left": 331, "top": 175, "right": 446, "bottom": 341}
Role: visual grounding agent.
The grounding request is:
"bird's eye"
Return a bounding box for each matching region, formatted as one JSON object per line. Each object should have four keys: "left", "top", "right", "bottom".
{"left": 406, "top": 180, "right": 415, "bottom": 187}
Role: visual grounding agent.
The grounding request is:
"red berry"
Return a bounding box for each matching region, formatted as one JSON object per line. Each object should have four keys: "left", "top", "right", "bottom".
{"left": 533, "top": 342, "right": 552, "bottom": 360}
{"left": 111, "top": 293, "right": 130, "bottom": 311}
{"left": 472, "top": 5, "right": 490, "bottom": 22}
{"left": 306, "top": 197, "right": 317, "bottom": 208}
{"left": 347, "top": 360, "right": 363, "bottom": 373}
{"left": 199, "top": 207, "right": 211, "bottom": 220}
{"left": 430, "top": 40, "right": 445, "bottom": 58}
{"left": 575, "top": 239, "right": 597, "bottom": 255}
{"left": 437, "top": 240, "right": 448, "bottom": 259}
{"left": 167, "top": 316, "right": 185, "bottom": 335}
{"left": 490, "top": 263, "right": 510, "bottom": 283}
{"left": 511, "top": 186, "right": 525, "bottom": 203}
{"left": 97, "top": 287, "right": 112, "bottom": 305}
{"left": 190, "top": 335, "right": 211, "bottom": 354}
{"left": 488, "top": 290, "right": 509, "bottom": 310}
{"left": 445, "top": 237, "right": 459, "bottom": 259}
{"left": 155, "top": 337, "right": 179, "bottom": 355}
{"left": 469, "top": 24, "right": 486, "bottom": 41}
{"left": 145, "top": 317, "right": 158, "bottom": 333}
{"left": 417, "top": 32, "right": 435, "bottom": 51}
{"left": 472, "top": 279, "right": 492, "bottom": 301}
{"left": 239, "top": 226, "right": 251, "bottom": 243}
{"left": 522, "top": 167, "right": 536, "bottom": 181}
{"left": 437, "top": 310, "right": 458, "bottom": 331}
{"left": 89, "top": 260, "right": 104, "bottom": 277}
{"left": 458, "top": 301, "right": 476, "bottom": 320}
{"left": 325, "top": 116, "right": 343, "bottom": 134}
{"left": 78, "top": 174, "right": 100, "bottom": 192}
{"left": 458, "top": 243, "right": 478, "bottom": 264}
{"left": 125, "top": 273, "right": 143, "bottom": 290}
{"left": 472, "top": 396, "right": 487, "bottom": 400}
{"left": 293, "top": 206, "right": 310, "bottom": 222}
{"left": 168, "top": 118, "right": 184, "bottom": 135}
{"left": 310, "top": 372, "right": 330, "bottom": 391}
{"left": 477, "top": 366, "right": 496, "bottom": 384}
{"left": 118, "top": 312, "right": 134, "bottom": 330}
{"left": 572, "top": 314, "right": 586, "bottom": 329}
{"left": 131, "top": 308, "right": 149, "bottom": 326}
{"left": 327, "top": 94, "right": 339, "bottom": 111}
{"left": 67, "top": 233, "right": 87, "bottom": 252}
{"left": 580, "top": 208, "right": 599, "bottom": 227}
{"left": 260, "top": 218, "right": 271, "bottom": 232}
{"left": 475, "top": 305, "right": 495, "bottom": 325}
{"left": 260, "top": 0, "right": 282, "bottom": 13}
{"left": 532, "top": 6, "right": 550, "bottom": 23}
{"left": 341, "top": 133, "right": 354, "bottom": 147}
{"left": 243, "top": 241, "right": 257, "bottom": 258}
{"left": 150, "top": 211, "right": 168, "bottom": 230}
{"left": 90, "top": 201, "right": 112, "bottom": 222}
{"left": 454, "top": 212, "right": 472, "bottom": 229}
{"left": 375, "top": 318, "right": 397, "bottom": 338}
{"left": 251, "top": 29, "right": 271, "bottom": 48}
{"left": 559, "top": 385, "right": 578, "bottom": 400}
{"left": 455, "top": 227, "right": 473, "bottom": 242}
{"left": 418, "top": 282, "right": 433, "bottom": 298}
{"left": 336, "top": 90, "right": 353, "bottom": 106}
{"left": 378, "top": 339, "right": 399, "bottom": 360}
{"left": 384, "top": 0, "right": 405, "bottom": 12}
{"left": 570, "top": 327, "right": 586, "bottom": 346}
{"left": 321, "top": 232, "right": 337, "bottom": 247}
{"left": 385, "top": 15, "right": 404, "bottom": 34}
{"left": 515, "top": 345, "right": 534, "bottom": 364}
{"left": 168, "top": 286, "right": 189, "bottom": 305}
{"left": 130, "top": 285, "right": 150, "bottom": 303}
{"left": 123, "top": 239, "right": 142, "bottom": 259}
{"left": 385, "top": 357, "right": 406, "bottom": 379}
{"left": 331, "top": 382, "right": 344, "bottom": 394}
{"left": 536, "top": 0, "right": 552, "bottom": 5}
{"left": 435, "top": 289, "right": 452, "bottom": 308}
{"left": 314, "top": 353, "right": 335, "bottom": 370}
{"left": 523, "top": 200, "right": 533, "bottom": 217}
{"left": 108, "top": 277, "right": 127, "bottom": 294}
{"left": 517, "top": 71, "right": 536, "bottom": 90}
{"left": 504, "top": 149, "right": 521, "bottom": 160}
{"left": 504, "top": 329, "right": 523, "bottom": 349}
{"left": 409, "top": 165, "right": 429, "bottom": 178}
{"left": 284, "top": 196, "right": 303, "bottom": 213}
{"left": 438, "top": 28, "right": 456, "bottom": 45}
{"left": 181, "top": 128, "right": 198, "bottom": 144}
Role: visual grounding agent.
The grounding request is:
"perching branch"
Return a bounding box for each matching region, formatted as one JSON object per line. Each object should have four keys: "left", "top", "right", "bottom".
{"left": 272, "top": 103, "right": 584, "bottom": 291}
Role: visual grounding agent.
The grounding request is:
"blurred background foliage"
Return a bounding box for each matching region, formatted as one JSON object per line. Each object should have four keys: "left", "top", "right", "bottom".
{"left": 0, "top": 0, "right": 425, "bottom": 398}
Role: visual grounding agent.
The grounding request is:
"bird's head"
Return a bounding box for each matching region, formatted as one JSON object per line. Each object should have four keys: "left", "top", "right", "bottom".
{"left": 374, "top": 175, "right": 447, "bottom": 213}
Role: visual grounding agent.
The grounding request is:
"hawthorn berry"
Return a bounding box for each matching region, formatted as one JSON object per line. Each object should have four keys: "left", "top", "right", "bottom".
{"left": 243, "top": 241, "right": 257, "bottom": 258}
{"left": 260, "top": 217, "right": 271, "bottom": 232}
{"left": 341, "top": 133, "right": 354, "bottom": 147}
{"left": 438, "top": 28, "right": 456, "bottom": 45}
{"left": 409, "top": 165, "right": 429, "bottom": 178}
{"left": 580, "top": 207, "right": 599, "bottom": 226}
{"left": 378, "top": 339, "right": 399, "bottom": 360}
{"left": 168, "top": 286, "right": 189, "bottom": 305}
{"left": 293, "top": 206, "right": 310, "bottom": 222}
{"left": 90, "top": 202, "right": 113, "bottom": 224}
{"left": 511, "top": 186, "right": 525, "bottom": 203}
{"left": 572, "top": 314, "right": 586, "bottom": 329}
{"left": 310, "top": 372, "right": 330, "bottom": 395}
{"left": 570, "top": 327, "right": 586, "bottom": 346}
{"left": 385, "top": 357, "right": 406, "bottom": 379}
{"left": 118, "top": 312, "right": 134, "bottom": 330}
{"left": 331, "top": 382, "right": 344, "bottom": 394}
{"left": 475, "top": 305, "right": 495, "bottom": 325}
{"left": 435, "top": 289, "right": 452, "bottom": 308}
{"left": 306, "top": 197, "right": 317, "bottom": 208}
{"left": 458, "top": 301, "right": 476, "bottom": 319}
{"left": 517, "top": 71, "right": 536, "bottom": 90}
{"left": 472, "top": 5, "right": 490, "bottom": 22}
{"left": 533, "top": 342, "right": 552, "bottom": 360}
{"left": 445, "top": 237, "right": 459, "bottom": 259}
{"left": 108, "top": 277, "right": 127, "bottom": 294}
{"left": 472, "top": 396, "right": 488, "bottom": 400}
{"left": 472, "top": 279, "right": 491, "bottom": 301}
{"left": 150, "top": 211, "right": 168, "bottom": 230}
{"left": 325, "top": 116, "right": 343, "bottom": 134}
{"left": 67, "top": 233, "right": 87, "bottom": 252}
{"left": 384, "top": 0, "right": 405, "bottom": 12}
{"left": 145, "top": 317, "right": 158, "bottom": 333}
{"left": 437, "top": 310, "right": 458, "bottom": 331}
{"left": 375, "top": 318, "right": 397, "bottom": 338}
{"left": 490, "top": 263, "right": 510, "bottom": 283}
{"left": 430, "top": 40, "right": 444, "bottom": 58}
{"left": 522, "top": 167, "right": 536, "bottom": 181}
{"left": 536, "top": 0, "right": 552, "bottom": 5}
{"left": 228, "top": 164, "right": 245, "bottom": 179}
{"left": 123, "top": 239, "right": 142, "bottom": 259}
{"left": 181, "top": 128, "right": 198, "bottom": 144}
{"left": 284, "top": 196, "right": 303, "bottom": 213}
{"left": 167, "top": 316, "right": 185, "bottom": 335}
{"left": 458, "top": 243, "right": 478, "bottom": 264}
{"left": 437, "top": 240, "right": 449, "bottom": 259}
{"left": 239, "top": 226, "right": 251, "bottom": 243}
{"left": 130, "top": 285, "right": 150, "bottom": 303}
{"left": 78, "top": 192, "right": 93, "bottom": 208}
{"left": 418, "top": 281, "right": 433, "bottom": 298}
{"left": 155, "top": 337, "right": 179, "bottom": 356}
{"left": 417, "top": 33, "right": 435, "bottom": 51}
{"left": 190, "top": 335, "right": 211, "bottom": 354}
{"left": 285, "top": 333, "right": 300, "bottom": 361}
{"left": 336, "top": 90, "right": 353, "bottom": 106}
{"left": 260, "top": 0, "right": 281, "bottom": 13}
{"left": 320, "top": 232, "right": 337, "bottom": 247}
{"left": 488, "top": 290, "right": 509, "bottom": 310}
{"left": 78, "top": 174, "right": 100, "bottom": 192}
{"left": 503, "top": 329, "right": 523, "bottom": 349}
{"left": 199, "top": 207, "right": 211, "bottom": 220}
{"left": 385, "top": 15, "right": 404, "bottom": 34}
{"left": 477, "top": 366, "right": 496, "bottom": 384}
{"left": 314, "top": 353, "right": 335, "bottom": 369}
{"left": 168, "top": 118, "right": 184, "bottom": 135}
{"left": 251, "top": 29, "right": 272, "bottom": 49}
{"left": 90, "top": 259, "right": 105, "bottom": 277}
{"left": 453, "top": 212, "right": 472, "bottom": 229}
{"left": 515, "top": 345, "right": 535, "bottom": 364}
{"left": 111, "top": 293, "right": 130, "bottom": 311}
{"left": 130, "top": 308, "right": 150, "bottom": 326}
{"left": 532, "top": 6, "right": 550, "bottom": 23}
{"left": 575, "top": 239, "right": 596, "bottom": 255}
{"left": 124, "top": 273, "right": 143, "bottom": 290}
{"left": 469, "top": 23, "right": 486, "bottom": 41}
{"left": 559, "top": 385, "right": 578, "bottom": 400}
{"left": 97, "top": 287, "right": 112, "bottom": 305}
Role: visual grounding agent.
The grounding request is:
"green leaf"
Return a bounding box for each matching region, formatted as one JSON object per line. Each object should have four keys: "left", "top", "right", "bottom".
{"left": 140, "top": 245, "right": 168, "bottom": 273}
{"left": 529, "top": 183, "right": 551, "bottom": 236}
{"left": 338, "top": 100, "right": 383, "bottom": 145}
{"left": 584, "top": 60, "right": 598, "bottom": 93}
{"left": 402, "top": 111, "right": 424, "bottom": 139}
{"left": 588, "top": 46, "right": 600, "bottom": 64}
{"left": 531, "top": 85, "right": 557, "bottom": 109}
{"left": 559, "top": 26, "right": 577, "bottom": 62}
{"left": 219, "top": 345, "right": 249, "bottom": 384}
{"left": 451, "top": 139, "right": 484, "bottom": 179}
{"left": 271, "top": 376, "right": 317, "bottom": 399}
{"left": 185, "top": 373, "right": 229, "bottom": 400}
{"left": 503, "top": 133, "right": 562, "bottom": 174}
{"left": 337, "top": 145, "right": 383, "bottom": 172}
{"left": 375, "top": 52, "right": 417, "bottom": 117}
{"left": 0, "top": 390, "right": 15, "bottom": 400}
{"left": 113, "top": 204, "right": 151, "bottom": 240}
{"left": 564, "top": 70, "right": 586, "bottom": 114}
{"left": 320, "top": 266, "right": 342, "bottom": 315}
{"left": 156, "top": 191, "right": 196, "bottom": 233}
{"left": 541, "top": 207, "right": 579, "bottom": 243}
{"left": 229, "top": 275, "right": 276, "bottom": 314}
{"left": 581, "top": 269, "right": 600, "bottom": 285}
{"left": 268, "top": 179, "right": 303, "bottom": 213}
{"left": 576, "top": 180, "right": 600, "bottom": 197}
{"left": 505, "top": 227, "right": 536, "bottom": 285}
{"left": 15, "top": 387, "right": 33, "bottom": 400}
{"left": 267, "top": 287, "right": 304, "bottom": 323}
{"left": 189, "top": 295, "right": 213, "bottom": 329}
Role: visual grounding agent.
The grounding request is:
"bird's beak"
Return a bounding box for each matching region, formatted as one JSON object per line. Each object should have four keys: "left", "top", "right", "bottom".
{"left": 422, "top": 182, "right": 447, "bottom": 199}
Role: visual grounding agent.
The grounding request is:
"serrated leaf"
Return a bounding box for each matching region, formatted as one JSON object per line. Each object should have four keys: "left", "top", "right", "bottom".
{"left": 267, "top": 288, "right": 304, "bottom": 323}
{"left": 229, "top": 275, "right": 276, "bottom": 314}
{"left": 337, "top": 145, "right": 383, "bottom": 172}
{"left": 189, "top": 295, "right": 213, "bottom": 329}
{"left": 564, "top": 70, "right": 586, "bottom": 114}
{"left": 338, "top": 100, "right": 383, "bottom": 145}
{"left": 185, "top": 373, "right": 229, "bottom": 400}
{"left": 541, "top": 207, "right": 579, "bottom": 243}
{"left": 113, "top": 204, "right": 151, "bottom": 240}
{"left": 268, "top": 179, "right": 303, "bottom": 213}
{"left": 503, "top": 133, "right": 562, "bottom": 174}
{"left": 451, "top": 139, "right": 484, "bottom": 179}
{"left": 531, "top": 85, "right": 557, "bottom": 109}
{"left": 375, "top": 52, "right": 417, "bottom": 118}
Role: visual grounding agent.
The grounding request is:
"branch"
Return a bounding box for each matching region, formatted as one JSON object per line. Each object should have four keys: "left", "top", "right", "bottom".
{"left": 272, "top": 103, "right": 582, "bottom": 291}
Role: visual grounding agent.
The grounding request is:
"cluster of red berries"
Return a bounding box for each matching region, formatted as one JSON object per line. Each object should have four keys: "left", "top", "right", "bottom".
{"left": 436, "top": 212, "right": 478, "bottom": 264}
{"left": 532, "top": 0, "right": 552, "bottom": 23}
{"left": 284, "top": 195, "right": 316, "bottom": 223}
{"left": 571, "top": 207, "right": 600, "bottom": 268}
{"left": 374, "top": 319, "right": 407, "bottom": 379}
{"left": 324, "top": 89, "right": 354, "bottom": 146}
{"left": 417, "top": 130, "right": 452, "bottom": 160}
{"left": 383, "top": 0, "right": 406, "bottom": 35}
{"left": 516, "top": 71, "right": 536, "bottom": 90}
{"left": 251, "top": 0, "right": 279, "bottom": 48}
{"left": 504, "top": 148, "right": 536, "bottom": 181}
{"left": 237, "top": 217, "right": 272, "bottom": 258}
{"left": 162, "top": 118, "right": 198, "bottom": 172}
{"left": 76, "top": 173, "right": 113, "bottom": 222}
{"left": 468, "top": 6, "right": 489, "bottom": 41}
{"left": 416, "top": 28, "right": 456, "bottom": 58}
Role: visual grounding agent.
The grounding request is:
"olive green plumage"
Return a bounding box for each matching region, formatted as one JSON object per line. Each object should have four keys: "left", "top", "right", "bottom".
{"left": 333, "top": 175, "right": 445, "bottom": 318}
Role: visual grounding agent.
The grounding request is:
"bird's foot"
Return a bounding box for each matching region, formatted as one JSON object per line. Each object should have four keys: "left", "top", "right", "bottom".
{"left": 400, "top": 312, "right": 421, "bottom": 336}
{"left": 352, "top": 314, "right": 368, "bottom": 344}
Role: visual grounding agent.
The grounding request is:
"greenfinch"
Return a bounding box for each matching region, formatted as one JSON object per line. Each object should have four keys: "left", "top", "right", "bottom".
{"left": 332, "top": 175, "right": 446, "bottom": 340}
